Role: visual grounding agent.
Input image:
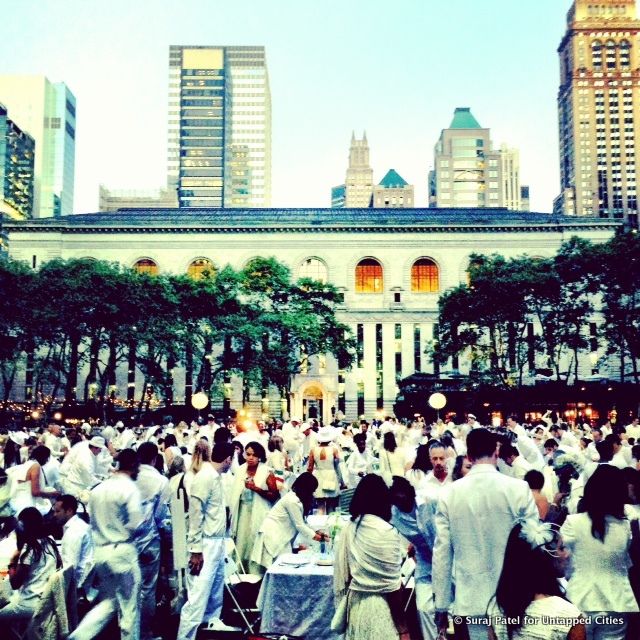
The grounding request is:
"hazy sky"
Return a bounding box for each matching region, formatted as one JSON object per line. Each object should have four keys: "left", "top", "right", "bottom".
{"left": 1, "top": 0, "right": 582, "bottom": 213}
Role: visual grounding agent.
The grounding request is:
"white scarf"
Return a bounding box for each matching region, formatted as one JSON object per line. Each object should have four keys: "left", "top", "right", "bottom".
{"left": 334, "top": 514, "right": 402, "bottom": 599}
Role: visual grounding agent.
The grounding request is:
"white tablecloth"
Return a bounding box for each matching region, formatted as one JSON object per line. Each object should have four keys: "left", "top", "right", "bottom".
{"left": 257, "top": 554, "right": 344, "bottom": 640}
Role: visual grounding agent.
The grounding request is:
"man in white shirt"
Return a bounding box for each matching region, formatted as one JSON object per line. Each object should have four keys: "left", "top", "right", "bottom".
{"left": 498, "top": 442, "right": 533, "bottom": 480}
{"left": 87, "top": 449, "right": 144, "bottom": 640}
{"left": 53, "top": 494, "right": 94, "bottom": 592}
{"left": 626, "top": 417, "right": 640, "bottom": 441}
{"left": 60, "top": 437, "right": 105, "bottom": 499}
{"left": 346, "top": 433, "right": 374, "bottom": 487}
{"left": 418, "top": 442, "right": 452, "bottom": 504}
{"left": 42, "top": 423, "right": 67, "bottom": 459}
{"left": 177, "top": 442, "right": 235, "bottom": 640}
{"left": 433, "top": 429, "right": 538, "bottom": 640}
{"left": 136, "top": 443, "right": 170, "bottom": 640}
{"left": 506, "top": 416, "right": 545, "bottom": 470}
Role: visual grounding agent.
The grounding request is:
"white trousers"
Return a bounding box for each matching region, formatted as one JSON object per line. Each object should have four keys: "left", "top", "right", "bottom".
{"left": 91, "top": 542, "right": 141, "bottom": 640}
{"left": 139, "top": 539, "right": 161, "bottom": 640}
{"left": 415, "top": 581, "right": 438, "bottom": 640}
{"left": 177, "top": 536, "right": 226, "bottom": 640}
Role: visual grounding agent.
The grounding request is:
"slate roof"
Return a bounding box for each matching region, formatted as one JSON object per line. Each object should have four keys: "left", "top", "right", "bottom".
{"left": 2, "top": 207, "right": 621, "bottom": 234}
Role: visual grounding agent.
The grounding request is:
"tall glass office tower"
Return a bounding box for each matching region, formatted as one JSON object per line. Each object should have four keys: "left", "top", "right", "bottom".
{"left": 168, "top": 46, "right": 271, "bottom": 208}
{"left": 0, "top": 76, "right": 75, "bottom": 218}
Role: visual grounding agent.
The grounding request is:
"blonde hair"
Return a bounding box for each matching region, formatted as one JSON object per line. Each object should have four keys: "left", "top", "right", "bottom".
{"left": 190, "top": 439, "right": 211, "bottom": 474}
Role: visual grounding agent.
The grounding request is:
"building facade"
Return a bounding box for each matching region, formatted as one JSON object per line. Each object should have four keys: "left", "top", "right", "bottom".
{"left": 167, "top": 46, "right": 271, "bottom": 209}
{"left": 555, "top": 0, "right": 640, "bottom": 227}
{"left": 0, "top": 76, "right": 75, "bottom": 218}
{"left": 3, "top": 208, "right": 618, "bottom": 423}
{"left": 372, "top": 169, "right": 414, "bottom": 208}
{"left": 344, "top": 132, "right": 373, "bottom": 207}
{"left": 429, "top": 107, "right": 525, "bottom": 210}
{"left": 0, "top": 104, "right": 34, "bottom": 220}
{"left": 99, "top": 186, "right": 178, "bottom": 211}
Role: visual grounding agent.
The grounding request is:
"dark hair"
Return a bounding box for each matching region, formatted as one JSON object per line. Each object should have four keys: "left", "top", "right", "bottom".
{"left": 3, "top": 438, "right": 20, "bottom": 468}
{"left": 137, "top": 442, "right": 158, "bottom": 465}
{"left": 633, "top": 444, "right": 640, "bottom": 462}
{"left": 389, "top": 475, "right": 416, "bottom": 511}
{"left": 581, "top": 465, "right": 627, "bottom": 541}
{"left": 383, "top": 432, "right": 397, "bottom": 453}
{"left": 543, "top": 438, "right": 559, "bottom": 450}
{"left": 353, "top": 433, "right": 366, "bottom": 447}
{"left": 580, "top": 437, "right": 592, "bottom": 448}
{"left": 524, "top": 469, "right": 545, "bottom": 491}
{"left": 58, "top": 494, "right": 79, "bottom": 513}
{"left": 212, "top": 442, "right": 235, "bottom": 463}
{"left": 245, "top": 441, "right": 267, "bottom": 463}
{"left": 605, "top": 433, "right": 621, "bottom": 447}
{"left": 164, "top": 434, "right": 178, "bottom": 448}
{"left": 452, "top": 455, "right": 469, "bottom": 481}
{"left": 412, "top": 445, "right": 432, "bottom": 473}
{"left": 440, "top": 432, "right": 454, "bottom": 449}
{"left": 495, "top": 524, "right": 565, "bottom": 636}
{"left": 466, "top": 429, "right": 498, "bottom": 461}
{"left": 595, "top": 440, "right": 614, "bottom": 463}
{"left": 30, "top": 445, "right": 51, "bottom": 466}
{"left": 349, "top": 474, "right": 392, "bottom": 522}
{"left": 214, "top": 427, "right": 231, "bottom": 444}
{"left": 499, "top": 443, "right": 519, "bottom": 461}
{"left": 291, "top": 472, "right": 318, "bottom": 515}
{"left": 117, "top": 448, "right": 139, "bottom": 473}
{"left": 16, "top": 507, "right": 62, "bottom": 568}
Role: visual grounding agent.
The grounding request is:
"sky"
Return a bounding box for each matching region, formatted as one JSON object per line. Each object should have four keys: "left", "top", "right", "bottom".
{"left": 0, "top": 0, "right": 584, "bottom": 213}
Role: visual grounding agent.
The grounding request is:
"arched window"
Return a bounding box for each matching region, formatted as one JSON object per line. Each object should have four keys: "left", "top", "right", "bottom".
{"left": 299, "top": 257, "right": 328, "bottom": 283}
{"left": 620, "top": 40, "right": 631, "bottom": 69}
{"left": 592, "top": 40, "right": 603, "bottom": 68}
{"left": 187, "top": 258, "right": 215, "bottom": 280}
{"left": 355, "top": 258, "right": 383, "bottom": 293}
{"left": 411, "top": 258, "right": 439, "bottom": 293}
{"left": 133, "top": 258, "right": 158, "bottom": 275}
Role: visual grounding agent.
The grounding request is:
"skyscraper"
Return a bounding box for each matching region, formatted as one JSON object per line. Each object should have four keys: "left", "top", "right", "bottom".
{"left": 372, "top": 169, "right": 414, "bottom": 208}
{"left": 345, "top": 132, "right": 373, "bottom": 207}
{"left": 167, "top": 46, "right": 271, "bottom": 209}
{"left": 0, "top": 103, "right": 35, "bottom": 220}
{"left": 428, "top": 107, "right": 524, "bottom": 210}
{"left": 556, "top": 0, "right": 640, "bottom": 227}
{"left": 0, "top": 76, "right": 76, "bottom": 218}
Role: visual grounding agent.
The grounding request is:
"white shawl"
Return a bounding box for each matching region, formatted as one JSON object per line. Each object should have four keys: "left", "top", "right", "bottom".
{"left": 229, "top": 462, "right": 272, "bottom": 536}
{"left": 334, "top": 514, "right": 402, "bottom": 600}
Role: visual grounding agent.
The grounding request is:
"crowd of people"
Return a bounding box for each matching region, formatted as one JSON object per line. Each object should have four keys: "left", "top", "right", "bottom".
{"left": 0, "top": 408, "right": 639, "bottom": 640}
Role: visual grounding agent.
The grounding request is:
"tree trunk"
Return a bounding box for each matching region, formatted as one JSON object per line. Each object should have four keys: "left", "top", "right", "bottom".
{"left": 184, "top": 341, "right": 193, "bottom": 408}
{"left": 64, "top": 332, "right": 80, "bottom": 405}
{"left": 83, "top": 333, "right": 101, "bottom": 402}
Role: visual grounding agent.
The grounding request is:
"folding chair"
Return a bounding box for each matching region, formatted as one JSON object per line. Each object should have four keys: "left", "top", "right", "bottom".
{"left": 223, "top": 539, "right": 262, "bottom": 634}
{"left": 400, "top": 556, "right": 416, "bottom": 613}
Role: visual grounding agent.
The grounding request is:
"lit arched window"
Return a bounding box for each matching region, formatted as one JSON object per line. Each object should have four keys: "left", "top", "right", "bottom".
{"left": 411, "top": 258, "right": 439, "bottom": 293}
{"left": 592, "top": 40, "right": 602, "bottom": 68}
{"left": 299, "top": 257, "right": 328, "bottom": 283}
{"left": 133, "top": 258, "right": 159, "bottom": 275}
{"left": 355, "top": 258, "right": 383, "bottom": 293}
{"left": 187, "top": 258, "right": 215, "bottom": 280}
{"left": 620, "top": 40, "right": 631, "bottom": 69}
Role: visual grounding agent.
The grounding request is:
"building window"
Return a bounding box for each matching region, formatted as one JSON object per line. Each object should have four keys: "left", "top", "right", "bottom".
{"left": 299, "top": 257, "right": 328, "bottom": 283}
{"left": 355, "top": 258, "right": 383, "bottom": 293}
{"left": 187, "top": 258, "right": 215, "bottom": 280}
{"left": 411, "top": 258, "right": 439, "bottom": 293}
{"left": 133, "top": 258, "right": 159, "bottom": 275}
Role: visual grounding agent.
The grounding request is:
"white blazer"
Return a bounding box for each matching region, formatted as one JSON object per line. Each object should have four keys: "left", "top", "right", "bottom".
{"left": 432, "top": 463, "right": 538, "bottom": 616}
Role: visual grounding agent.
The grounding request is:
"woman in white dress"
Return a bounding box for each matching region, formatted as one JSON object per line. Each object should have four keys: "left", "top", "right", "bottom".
{"left": 307, "top": 426, "right": 345, "bottom": 513}
{"left": 334, "top": 474, "right": 409, "bottom": 640}
{"left": 7, "top": 446, "right": 58, "bottom": 517}
{"left": 560, "top": 465, "right": 638, "bottom": 640}
{"left": 378, "top": 432, "right": 408, "bottom": 487}
{"left": 230, "top": 441, "right": 279, "bottom": 571}
{"left": 250, "top": 472, "right": 327, "bottom": 573}
{"left": 0, "top": 507, "right": 62, "bottom": 633}
{"left": 405, "top": 444, "right": 431, "bottom": 491}
{"left": 492, "top": 521, "right": 585, "bottom": 640}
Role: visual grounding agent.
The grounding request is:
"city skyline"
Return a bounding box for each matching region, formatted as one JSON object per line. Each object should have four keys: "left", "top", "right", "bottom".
{"left": 1, "top": 0, "right": 590, "bottom": 214}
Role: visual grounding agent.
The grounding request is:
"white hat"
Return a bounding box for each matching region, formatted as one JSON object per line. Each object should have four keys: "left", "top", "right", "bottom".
{"left": 316, "top": 426, "right": 337, "bottom": 443}
{"left": 88, "top": 436, "right": 106, "bottom": 449}
{"left": 9, "top": 432, "right": 25, "bottom": 446}
{"left": 115, "top": 421, "right": 124, "bottom": 429}
{"left": 290, "top": 417, "right": 301, "bottom": 424}
{"left": 468, "top": 414, "right": 477, "bottom": 420}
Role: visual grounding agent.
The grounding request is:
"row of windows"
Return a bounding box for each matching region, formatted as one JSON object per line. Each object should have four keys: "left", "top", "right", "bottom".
{"left": 131, "top": 257, "right": 442, "bottom": 293}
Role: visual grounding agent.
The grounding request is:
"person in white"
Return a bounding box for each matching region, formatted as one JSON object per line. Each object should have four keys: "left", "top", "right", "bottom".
{"left": 607, "top": 433, "right": 631, "bottom": 469}
{"left": 417, "top": 442, "right": 452, "bottom": 505}
{"left": 52, "top": 494, "right": 94, "bottom": 592}
{"left": 59, "top": 436, "right": 104, "bottom": 499}
{"left": 135, "top": 442, "right": 170, "bottom": 640}
{"left": 626, "top": 417, "right": 640, "bottom": 441}
{"left": 7, "top": 445, "right": 59, "bottom": 516}
{"left": 505, "top": 416, "right": 545, "bottom": 470}
{"left": 177, "top": 442, "right": 235, "bottom": 640}
{"left": 345, "top": 433, "right": 374, "bottom": 488}
{"left": 41, "top": 423, "right": 67, "bottom": 460}
{"left": 433, "top": 428, "right": 539, "bottom": 640}
{"left": 250, "top": 472, "right": 327, "bottom": 572}
{"left": 498, "top": 442, "right": 533, "bottom": 481}
{"left": 87, "top": 448, "right": 144, "bottom": 640}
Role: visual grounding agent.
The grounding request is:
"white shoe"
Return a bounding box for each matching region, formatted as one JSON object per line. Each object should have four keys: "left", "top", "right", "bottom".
{"left": 204, "top": 618, "right": 242, "bottom": 632}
